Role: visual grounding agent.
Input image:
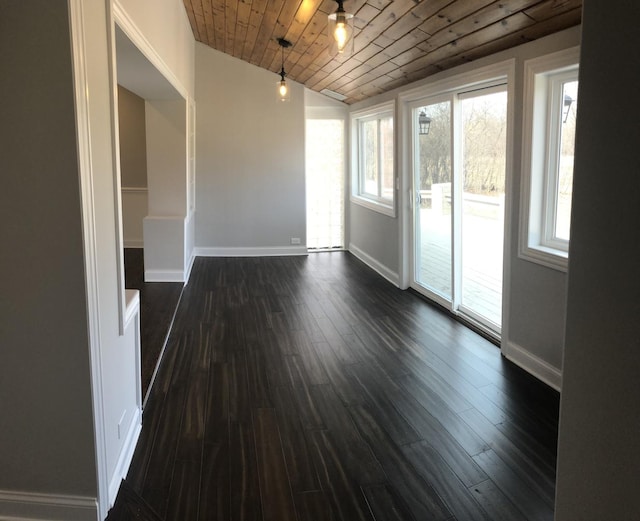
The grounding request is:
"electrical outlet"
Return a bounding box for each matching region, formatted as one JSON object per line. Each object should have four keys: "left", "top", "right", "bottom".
{"left": 290, "top": 237, "right": 301, "bottom": 245}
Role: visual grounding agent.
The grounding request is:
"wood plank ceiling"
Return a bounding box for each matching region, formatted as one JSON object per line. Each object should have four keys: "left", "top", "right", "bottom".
{"left": 183, "top": 0, "right": 582, "bottom": 104}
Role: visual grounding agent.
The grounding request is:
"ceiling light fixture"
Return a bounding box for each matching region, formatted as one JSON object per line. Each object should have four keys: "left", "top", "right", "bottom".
{"left": 277, "top": 37, "right": 292, "bottom": 102}
{"left": 328, "top": 0, "right": 354, "bottom": 56}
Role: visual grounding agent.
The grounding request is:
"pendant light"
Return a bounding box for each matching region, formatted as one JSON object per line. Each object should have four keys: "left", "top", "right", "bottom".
{"left": 277, "top": 38, "right": 292, "bottom": 102}
{"left": 328, "top": 0, "right": 354, "bottom": 56}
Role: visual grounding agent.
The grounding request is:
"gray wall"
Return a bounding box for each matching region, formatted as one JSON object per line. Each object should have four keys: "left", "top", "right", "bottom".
{"left": 194, "top": 43, "right": 306, "bottom": 251}
{"left": 118, "top": 85, "right": 148, "bottom": 188}
{"left": 348, "top": 27, "right": 582, "bottom": 384}
{"left": 555, "top": 1, "right": 640, "bottom": 518}
{"left": 0, "top": 1, "right": 97, "bottom": 496}
{"left": 350, "top": 204, "right": 400, "bottom": 275}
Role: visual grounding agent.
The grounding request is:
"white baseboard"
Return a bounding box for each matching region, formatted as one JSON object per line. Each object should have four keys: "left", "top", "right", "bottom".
{"left": 144, "top": 269, "right": 185, "bottom": 283}
{"left": 502, "top": 340, "right": 562, "bottom": 391}
{"left": 348, "top": 244, "right": 400, "bottom": 287}
{"left": 108, "top": 407, "right": 142, "bottom": 507}
{"left": 184, "top": 253, "right": 195, "bottom": 284}
{"left": 194, "top": 246, "right": 308, "bottom": 257}
{"left": 0, "top": 491, "right": 97, "bottom": 521}
{"left": 123, "top": 239, "right": 144, "bottom": 249}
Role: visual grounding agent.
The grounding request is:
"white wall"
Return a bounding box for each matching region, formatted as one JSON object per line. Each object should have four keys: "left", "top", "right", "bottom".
{"left": 118, "top": 86, "right": 148, "bottom": 247}
{"left": 194, "top": 44, "right": 306, "bottom": 255}
{"left": 115, "top": 0, "right": 195, "bottom": 96}
{"left": 118, "top": 86, "right": 148, "bottom": 187}
{"left": 145, "top": 100, "right": 187, "bottom": 216}
{"left": 348, "top": 27, "right": 582, "bottom": 387}
{"left": 555, "top": 1, "right": 640, "bottom": 518}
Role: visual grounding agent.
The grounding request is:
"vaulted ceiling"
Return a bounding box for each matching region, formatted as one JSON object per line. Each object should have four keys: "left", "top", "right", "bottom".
{"left": 182, "top": 0, "right": 581, "bottom": 104}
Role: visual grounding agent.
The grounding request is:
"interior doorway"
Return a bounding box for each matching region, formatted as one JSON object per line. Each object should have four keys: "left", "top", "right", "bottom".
{"left": 114, "top": 25, "right": 189, "bottom": 403}
{"left": 305, "top": 118, "right": 345, "bottom": 250}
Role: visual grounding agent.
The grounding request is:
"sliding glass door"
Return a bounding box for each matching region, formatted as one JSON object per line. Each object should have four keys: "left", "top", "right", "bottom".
{"left": 415, "top": 99, "right": 453, "bottom": 301}
{"left": 412, "top": 85, "right": 507, "bottom": 334}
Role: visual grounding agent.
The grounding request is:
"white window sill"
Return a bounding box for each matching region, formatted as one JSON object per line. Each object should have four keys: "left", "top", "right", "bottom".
{"left": 519, "top": 243, "right": 568, "bottom": 272}
{"left": 351, "top": 194, "right": 396, "bottom": 217}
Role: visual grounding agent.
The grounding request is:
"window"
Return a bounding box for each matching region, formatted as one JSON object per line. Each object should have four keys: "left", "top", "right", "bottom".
{"left": 351, "top": 102, "right": 395, "bottom": 216}
{"left": 520, "top": 48, "right": 579, "bottom": 271}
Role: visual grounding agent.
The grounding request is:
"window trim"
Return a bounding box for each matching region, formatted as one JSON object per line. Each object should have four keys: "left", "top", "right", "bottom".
{"left": 351, "top": 101, "right": 396, "bottom": 217}
{"left": 519, "top": 47, "right": 580, "bottom": 272}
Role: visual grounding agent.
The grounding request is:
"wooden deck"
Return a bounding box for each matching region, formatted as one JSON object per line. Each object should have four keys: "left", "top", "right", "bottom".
{"left": 110, "top": 252, "right": 558, "bottom": 521}
{"left": 417, "top": 207, "right": 503, "bottom": 328}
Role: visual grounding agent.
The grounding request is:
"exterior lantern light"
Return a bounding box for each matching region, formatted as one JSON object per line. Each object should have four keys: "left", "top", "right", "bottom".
{"left": 562, "top": 94, "right": 574, "bottom": 123}
{"left": 418, "top": 111, "right": 432, "bottom": 135}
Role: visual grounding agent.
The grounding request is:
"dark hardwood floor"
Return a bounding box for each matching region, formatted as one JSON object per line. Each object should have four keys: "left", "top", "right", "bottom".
{"left": 112, "top": 252, "right": 559, "bottom": 521}
{"left": 124, "top": 248, "right": 184, "bottom": 399}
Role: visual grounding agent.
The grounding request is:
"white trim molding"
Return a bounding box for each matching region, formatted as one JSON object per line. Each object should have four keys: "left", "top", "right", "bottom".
{"left": 67, "top": 0, "right": 110, "bottom": 518}
{"left": 0, "top": 490, "right": 98, "bottom": 521}
{"left": 108, "top": 408, "right": 141, "bottom": 507}
{"left": 112, "top": 0, "right": 188, "bottom": 100}
{"left": 350, "top": 100, "right": 397, "bottom": 218}
{"left": 349, "top": 244, "right": 400, "bottom": 287}
{"left": 194, "top": 246, "right": 309, "bottom": 257}
{"left": 518, "top": 47, "right": 580, "bottom": 273}
{"left": 502, "top": 340, "right": 562, "bottom": 391}
{"left": 121, "top": 186, "right": 148, "bottom": 194}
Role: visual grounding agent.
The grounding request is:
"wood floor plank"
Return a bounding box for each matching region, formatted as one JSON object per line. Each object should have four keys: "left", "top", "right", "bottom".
{"left": 271, "top": 384, "right": 322, "bottom": 493}
{"left": 175, "top": 366, "right": 207, "bottom": 462}
{"left": 252, "top": 408, "right": 298, "bottom": 521}
{"left": 198, "top": 442, "right": 230, "bottom": 521}
{"left": 140, "top": 335, "right": 193, "bottom": 516}
{"left": 473, "top": 450, "right": 554, "bottom": 521}
{"left": 229, "top": 421, "right": 262, "bottom": 521}
{"left": 311, "top": 344, "right": 367, "bottom": 405}
{"left": 478, "top": 382, "right": 558, "bottom": 459}
{"left": 390, "top": 387, "right": 488, "bottom": 488}
{"left": 204, "top": 362, "right": 229, "bottom": 443}
{"left": 459, "top": 408, "right": 556, "bottom": 507}
{"left": 165, "top": 459, "right": 201, "bottom": 520}
{"left": 470, "top": 478, "right": 529, "bottom": 521}
{"left": 294, "top": 490, "right": 334, "bottom": 521}
{"left": 308, "top": 385, "right": 386, "bottom": 485}
{"left": 307, "top": 429, "right": 376, "bottom": 521}
{"left": 292, "top": 381, "right": 326, "bottom": 430}
{"left": 403, "top": 441, "right": 490, "bottom": 521}
{"left": 118, "top": 253, "right": 559, "bottom": 521}
{"left": 124, "top": 248, "right": 184, "bottom": 398}
{"left": 346, "top": 362, "right": 422, "bottom": 447}
{"left": 361, "top": 484, "right": 417, "bottom": 521}
{"left": 126, "top": 333, "right": 182, "bottom": 492}
{"left": 245, "top": 349, "right": 273, "bottom": 408}
{"left": 398, "top": 374, "right": 489, "bottom": 456}
{"left": 315, "top": 316, "right": 363, "bottom": 364}
{"left": 228, "top": 350, "right": 251, "bottom": 422}
{"left": 290, "top": 331, "right": 330, "bottom": 386}
{"left": 348, "top": 405, "right": 453, "bottom": 521}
